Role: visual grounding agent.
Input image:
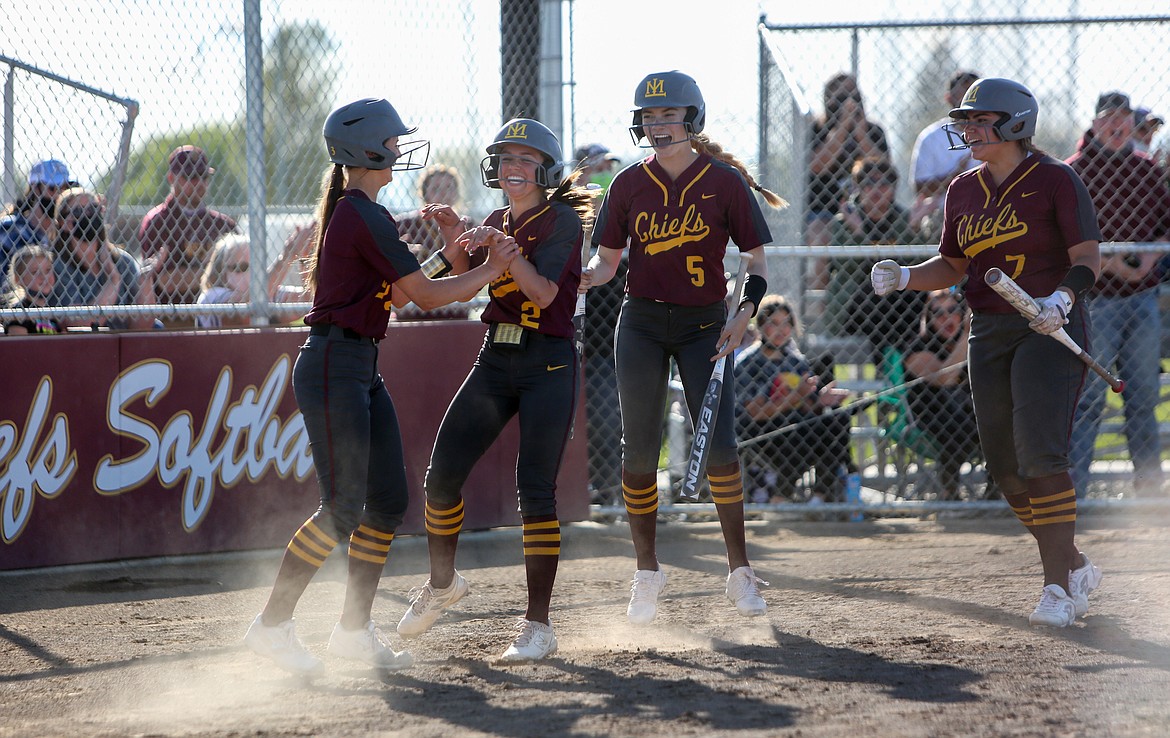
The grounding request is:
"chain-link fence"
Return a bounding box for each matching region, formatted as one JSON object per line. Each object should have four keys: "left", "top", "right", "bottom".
{"left": 754, "top": 13, "right": 1170, "bottom": 504}
{"left": 2, "top": 2, "right": 1168, "bottom": 504}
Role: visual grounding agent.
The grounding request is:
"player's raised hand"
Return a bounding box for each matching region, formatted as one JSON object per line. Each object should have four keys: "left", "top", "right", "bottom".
{"left": 484, "top": 234, "right": 519, "bottom": 273}
{"left": 458, "top": 225, "right": 503, "bottom": 254}
{"left": 421, "top": 203, "right": 467, "bottom": 241}
{"left": 871, "top": 259, "right": 909, "bottom": 296}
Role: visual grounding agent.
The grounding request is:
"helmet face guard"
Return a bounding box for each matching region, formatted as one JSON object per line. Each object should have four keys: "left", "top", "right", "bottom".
{"left": 390, "top": 139, "right": 431, "bottom": 171}
{"left": 629, "top": 70, "right": 706, "bottom": 147}
{"left": 480, "top": 118, "right": 564, "bottom": 189}
{"left": 323, "top": 98, "right": 430, "bottom": 170}
{"left": 945, "top": 77, "right": 1037, "bottom": 150}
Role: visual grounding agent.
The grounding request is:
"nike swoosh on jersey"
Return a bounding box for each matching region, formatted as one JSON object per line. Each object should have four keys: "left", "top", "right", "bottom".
{"left": 1021, "top": 191, "right": 1037, "bottom": 198}
{"left": 699, "top": 321, "right": 719, "bottom": 330}
{"left": 701, "top": 193, "right": 716, "bottom": 199}
{"left": 546, "top": 364, "right": 568, "bottom": 372}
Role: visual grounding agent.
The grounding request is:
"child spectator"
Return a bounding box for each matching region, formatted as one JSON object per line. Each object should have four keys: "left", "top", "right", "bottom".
{"left": 2, "top": 245, "right": 61, "bottom": 335}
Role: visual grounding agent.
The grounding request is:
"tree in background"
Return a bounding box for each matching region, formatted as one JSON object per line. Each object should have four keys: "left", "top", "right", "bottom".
{"left": 101, "top": 21, "right": 337, "bottom": 213}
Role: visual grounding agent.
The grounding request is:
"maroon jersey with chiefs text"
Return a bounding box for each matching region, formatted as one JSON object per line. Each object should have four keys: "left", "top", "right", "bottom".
{"left": 303, "top": 190, "right": 421, "bottom": 339}
{"left": 939, "top": 153, "right": 1100, "bottom": 313}
{"left": 479, "top": 200, "right": 582, "bottom": 338}
{"left": 592, "top": 153, "right": 771, "bottom": 305}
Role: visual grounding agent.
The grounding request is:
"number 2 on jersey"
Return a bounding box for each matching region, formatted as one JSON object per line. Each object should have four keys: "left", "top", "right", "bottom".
{"left": 520, "top": 301, "right": 541, "bottom": 329}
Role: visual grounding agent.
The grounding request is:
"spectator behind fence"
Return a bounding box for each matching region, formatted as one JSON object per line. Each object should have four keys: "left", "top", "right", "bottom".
{"left": 734, "top": 294, "right": 853, "bottom": 504}
{"left": 573, "top": 143, "right": 622, "bottom": 192}
{"left": 138, "top": 146, "right": 239, "bottom": 324}
{"left": 1066, "top": 91, "right": 1170, "bottom": 498}
{"left": 910, "top": 71, "right": 981, "bottom": 241}
{"left": 195, "top": 229, "right": 311, "bottom": 328}
{"left": 806, "top": 73, "right": 889, "bottom": 253}
{"left": 826, "top": 158, "right": 927, "bottom": 364}
{"left": 2, "top": 245, "right": 61, "bottom": 335}
{"left": 1, "top": 159, "right": 72, "bottom": 285}
{"left": 902, "top": 289, "right": 981, "bottom": 500}
{"left": 395, "top": 164, "right": 474, "bottom": 262}
{"left": 1132, "top": 107, "right": 1164, "bottom": 160}
{"left": 393, "top": 164, "right": 475, "bottom": 320}
{"left": 53, "top": 188, "right": 156, "bottom": 331}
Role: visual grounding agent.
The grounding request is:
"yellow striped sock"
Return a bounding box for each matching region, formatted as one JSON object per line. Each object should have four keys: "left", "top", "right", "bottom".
{"left": 522, "top": 519, "right": 561, "bottom": 557}
{"left": 348, "top": 524, "right": 393, "bottom": 565}
{"left": 287, "top": 519, "right": 338, "bottom": 568}
{"left": 1008, "top": 500, "right": 1034, "bottom": 527}
{"left": 1031, "top": 488, "right": 1077, "bottom": 526}
{"left": 622, "top": 482, "right": 658, "bottom": 515}
{"left": 425, "top": 499, "right": 465, "bottom": 536}
{"left": 708, "top": 470, "right": 744, "bottom": 505}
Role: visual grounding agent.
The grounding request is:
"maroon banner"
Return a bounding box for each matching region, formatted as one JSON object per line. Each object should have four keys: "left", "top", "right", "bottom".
{"left": 0, "top": 323, "right": 588, "bottom": 570}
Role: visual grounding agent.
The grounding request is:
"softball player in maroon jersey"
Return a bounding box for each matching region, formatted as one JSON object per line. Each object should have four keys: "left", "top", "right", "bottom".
{"left": 395, "top": 118, "right": 592, "bottom": 661}
{"left": 580, "top": 71, "right": 785, "bottom": 624}
{"left": 871, "top": 78, "right": 1104, "bottom": 627}
{"left": 244, "top": 98, "right": 517, "bottom": 675}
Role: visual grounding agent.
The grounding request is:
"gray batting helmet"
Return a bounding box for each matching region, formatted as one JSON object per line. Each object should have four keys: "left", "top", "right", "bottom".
{"left": 629, "top": 70, "right": 706, "bottom": 145}
{"left": 481, "top": 118, "right": 564, "bottom": 189}
{"left": 948, "top": 77, "right": 1038, "bottom": 142}
{"left": 323, "top": 98, "right": 427, "bottom": 170}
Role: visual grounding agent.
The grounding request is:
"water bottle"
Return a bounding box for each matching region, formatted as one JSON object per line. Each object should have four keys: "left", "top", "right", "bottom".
{"left": 839, "top": 464, "right": 863, "bottom": 522}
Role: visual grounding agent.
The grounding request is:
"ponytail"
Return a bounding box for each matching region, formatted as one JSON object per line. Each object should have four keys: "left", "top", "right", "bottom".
{"left": 303, "top": 164, "right": 346, "bottom": 293}
{"left": 691, "top": 134, "right": 787, "bottom": 209}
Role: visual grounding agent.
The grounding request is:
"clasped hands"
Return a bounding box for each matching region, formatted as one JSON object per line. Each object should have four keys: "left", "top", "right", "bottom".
{"left": 456, "top": 225, "right": 520, "bottom": 273}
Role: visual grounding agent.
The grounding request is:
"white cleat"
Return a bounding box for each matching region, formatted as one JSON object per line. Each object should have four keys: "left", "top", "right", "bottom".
{"left": 327, "top": 620, "right": 413, "bottom": 670}
{"left": 1068, "top": 552, "right": 1102, "bottom": 618}
{"left": 1028, "top": 584, "right": 1077, "bottom": 628}
{"left": 726, "top": 566, "right": 769, "bottom": 616}
{"left": 397, "top": 571, "right": 470, "bottom": 637}
{"left": 243, "top": 614, "right": 325, "bottom": 676}
{"left": 499, "top": 619, "right": 558, "bottom": 662}
{"left": 627, "top": 569, "right": 667, "bottom": 624}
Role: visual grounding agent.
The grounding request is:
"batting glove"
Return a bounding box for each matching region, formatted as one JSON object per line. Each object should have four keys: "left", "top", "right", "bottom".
{"left": 870, "top": 260, "right": 910, "bottom": 297}
{"left": 1027, "top": 290, "right": 1073, "bottom": 335}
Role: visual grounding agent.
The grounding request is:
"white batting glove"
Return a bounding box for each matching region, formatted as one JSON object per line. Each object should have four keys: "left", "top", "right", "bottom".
{"left": 870, "top": 259, "right": 909, "bottom": 296}
{"left": 1027, "top": 290, "right": 1073, "bottom": 335}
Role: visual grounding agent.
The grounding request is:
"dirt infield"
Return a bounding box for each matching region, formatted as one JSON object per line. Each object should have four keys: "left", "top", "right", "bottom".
{"left": 2, "top": 510, "right": 1169, "bottom": 737}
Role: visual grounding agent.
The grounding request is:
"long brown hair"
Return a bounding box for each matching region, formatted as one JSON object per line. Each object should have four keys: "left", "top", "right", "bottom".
{"left": 303, "top": 164, "right": 346, "bottom": 293}
{"left": 691, "top": 135, "right": 787, "bottom": 209}
{"left": 548, "top": 168, "right": 597, "bottom": 231}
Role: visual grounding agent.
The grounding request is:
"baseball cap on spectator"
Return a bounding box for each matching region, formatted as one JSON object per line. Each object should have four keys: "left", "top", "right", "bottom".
{"left": 948, "top": 70, "right": 980, "bottom": 92}
{"left": 168, "top": 145, "right": 216, "bottom": 178}
{"left": 1135, "top": 107, "right": 1164, "bottom": 128}
{"left": 574, "top": 143, "right": 620, "bottom": 168}
{"left": 29, "top": 159, "right": 70, "bottom": 187}
{"left": 1095, "top": 91, "right": 1132, "bottom": 117}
